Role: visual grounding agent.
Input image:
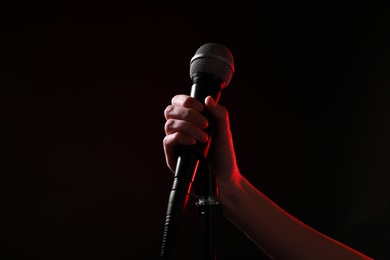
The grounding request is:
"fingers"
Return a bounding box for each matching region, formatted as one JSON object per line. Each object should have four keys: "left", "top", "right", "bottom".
{"left": 164, "top": 94, "right": 230, "bottom": 146}
{"left": 171, "top": 94, "right": 205, "bottom": 112}
{"left": 164, "top": 95, "right": 209, "bottom": 142}
{"left": 164, "top": 105, "right": 208, "bottom": 130}
{"left": 163, "top": 133, "right": 195, "bottom": 172}
{"left": 163, "top": 94, "right": 209, "bottom": 172}
{"left": 163, "top": 94, "right": 233, "bottom": 172}
{"left": 164, "top": 118, "right": 209, "bottom": 145}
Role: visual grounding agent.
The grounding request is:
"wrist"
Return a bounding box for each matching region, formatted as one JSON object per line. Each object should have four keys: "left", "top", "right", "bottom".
{"left": 217, "top": 172, "right": 246, "bottom": 209}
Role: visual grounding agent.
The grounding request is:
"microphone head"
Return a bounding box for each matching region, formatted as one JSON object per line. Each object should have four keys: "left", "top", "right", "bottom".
{"left": 190, "top": 43, "right": 235, "bottom": 88}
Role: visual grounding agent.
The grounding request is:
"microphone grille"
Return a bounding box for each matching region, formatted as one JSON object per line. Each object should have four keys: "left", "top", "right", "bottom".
{"left": 190, "top": 43, "right": 235, "bottom": 87}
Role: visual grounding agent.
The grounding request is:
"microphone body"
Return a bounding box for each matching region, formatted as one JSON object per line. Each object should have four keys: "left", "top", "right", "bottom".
{"left": 160, "top": 43, "right": 234, "bottom": 260}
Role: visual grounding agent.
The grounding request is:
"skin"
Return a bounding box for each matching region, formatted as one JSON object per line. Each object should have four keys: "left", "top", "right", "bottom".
{"left": 163, "top": 94, "right": 373, "bottom": 260}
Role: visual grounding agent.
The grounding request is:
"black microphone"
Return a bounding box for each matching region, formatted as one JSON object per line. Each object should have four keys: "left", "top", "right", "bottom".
{"left": 159, "top": 43, "right": 235, "bottom": 260}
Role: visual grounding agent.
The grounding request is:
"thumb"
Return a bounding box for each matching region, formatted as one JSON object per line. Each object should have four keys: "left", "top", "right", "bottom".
{"left": 204, "top": 96, "right": 229, "bottom": 126}
{"left": 204, "top": 97, "right": 237, "bottom": 179}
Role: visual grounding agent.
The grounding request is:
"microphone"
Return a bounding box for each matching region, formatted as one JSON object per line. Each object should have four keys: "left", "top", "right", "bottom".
{"left": 160, "top": 43, "right": 235, "bottom": 259}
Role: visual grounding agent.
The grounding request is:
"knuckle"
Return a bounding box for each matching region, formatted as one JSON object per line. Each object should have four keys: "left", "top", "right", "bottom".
{"left": 164, "top": 119, "right": 176, "bottom": 133}
{"left": 162, "top": 135, "right": 171, "bottom": 147}
{"left": 164, "top": 105, "right": 174, "bottom": 119}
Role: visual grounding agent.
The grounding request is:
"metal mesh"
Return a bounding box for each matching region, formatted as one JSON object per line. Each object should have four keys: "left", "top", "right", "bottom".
{"left": 189, "top": 43, "right": 235, "bottom": 87}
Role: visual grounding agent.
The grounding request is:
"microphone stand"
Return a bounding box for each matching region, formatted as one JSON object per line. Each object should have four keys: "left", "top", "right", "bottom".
{"left": 193, "top": 157, "right": 223, "bottom": 260}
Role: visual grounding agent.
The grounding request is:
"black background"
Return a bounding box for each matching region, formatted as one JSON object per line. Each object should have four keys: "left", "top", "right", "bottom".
{"left": 1, "top": 1, "right": 390, "bottom": 259}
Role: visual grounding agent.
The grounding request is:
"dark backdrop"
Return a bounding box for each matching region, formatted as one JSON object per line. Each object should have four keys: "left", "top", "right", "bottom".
{"left": 1, "top": 1, "right": 389, "bottom": 259}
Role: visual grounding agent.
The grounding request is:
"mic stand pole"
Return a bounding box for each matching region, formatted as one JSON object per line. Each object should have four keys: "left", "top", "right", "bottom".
{"left": 194, "top": 158, "right": 223, "bottom": 260}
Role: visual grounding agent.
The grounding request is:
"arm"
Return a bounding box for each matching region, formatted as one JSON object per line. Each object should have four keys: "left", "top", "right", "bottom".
{"left": 163, "top": 94, "right": 373, "bottom": 260}
{"left": 218, "top": 174, "right": 372, "bottom": 260}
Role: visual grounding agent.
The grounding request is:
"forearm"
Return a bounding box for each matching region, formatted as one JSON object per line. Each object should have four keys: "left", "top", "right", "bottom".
{"left": 217, "top": 175, "right": 373, "bottom": 260}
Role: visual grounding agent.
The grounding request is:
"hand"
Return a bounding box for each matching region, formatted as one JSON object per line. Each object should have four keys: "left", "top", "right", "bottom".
{"left": 163, "top": 94, "right": 240, "bottom": 185}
